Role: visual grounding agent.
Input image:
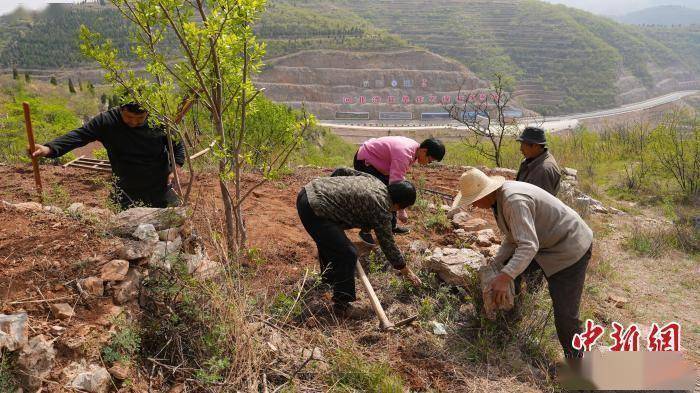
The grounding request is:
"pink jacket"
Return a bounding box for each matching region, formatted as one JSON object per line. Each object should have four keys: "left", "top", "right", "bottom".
{"left": 356, "top": 136, "right": 419, "bottom": 184}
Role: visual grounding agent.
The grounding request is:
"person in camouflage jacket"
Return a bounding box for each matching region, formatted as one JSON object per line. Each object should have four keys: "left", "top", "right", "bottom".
{"left": 296, "top": 168, "right": 422, "bottom": 315}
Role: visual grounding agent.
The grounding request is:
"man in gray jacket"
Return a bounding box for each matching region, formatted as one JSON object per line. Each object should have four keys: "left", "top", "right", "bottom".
{"left": 515, "top": 126, "right": 563, "bottom": 294}
{"left": 516, "top": 127, "right": 561, "bottom": 196}
{"left": 452, "top": 168, "right": 593, "bottom": 358}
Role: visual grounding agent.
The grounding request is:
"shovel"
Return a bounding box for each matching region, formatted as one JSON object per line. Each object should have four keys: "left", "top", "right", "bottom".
{"left": 355, "top": 260, "right": 418, "bottom": 331}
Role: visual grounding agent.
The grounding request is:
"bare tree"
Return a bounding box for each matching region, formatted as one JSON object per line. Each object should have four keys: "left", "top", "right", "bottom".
{"left": 446, "top": 73, "right": 516, "bottom": 167}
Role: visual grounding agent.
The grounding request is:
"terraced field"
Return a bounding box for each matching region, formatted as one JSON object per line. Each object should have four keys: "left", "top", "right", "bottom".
{"left": 1, "top": 0, "right": 699, "bottom": 116}
{"left": 267, "top": 0, "right": 700, "bottom": 115}
{"left": 256, "top": 49, "right": 489, "bottom": 119}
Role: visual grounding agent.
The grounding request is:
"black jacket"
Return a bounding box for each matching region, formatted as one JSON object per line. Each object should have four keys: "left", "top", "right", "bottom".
{"left": 45, "top": 108, "right": 185, "bottom": 193}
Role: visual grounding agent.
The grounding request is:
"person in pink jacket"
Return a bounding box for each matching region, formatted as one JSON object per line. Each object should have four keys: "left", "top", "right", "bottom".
{"left": 354, "top": 136, "right": 445, "bottom": 244}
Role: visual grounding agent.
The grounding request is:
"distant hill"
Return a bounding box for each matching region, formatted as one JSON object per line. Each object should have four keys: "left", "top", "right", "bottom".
{"left": 1, "top": 0, "right": 699, "bottom": 115}
{"left": 545, "top": 0, "right": 700, "bottom": 15}
{"left": 616, "top": 5, "right": 700, "bottom": 26}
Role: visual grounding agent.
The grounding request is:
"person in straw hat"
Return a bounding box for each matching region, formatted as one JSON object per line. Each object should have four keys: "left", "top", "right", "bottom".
{"left": 452, "top": 167, "right": 593, "bottom": 359}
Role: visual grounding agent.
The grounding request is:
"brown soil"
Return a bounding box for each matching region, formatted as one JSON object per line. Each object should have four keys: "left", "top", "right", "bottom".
{"left": 0, "top": 162, "right": 504, "bottom": 391}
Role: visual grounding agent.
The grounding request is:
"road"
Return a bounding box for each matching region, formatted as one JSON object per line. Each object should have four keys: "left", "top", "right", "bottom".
{"left": 319, "top": 90, "right": 699, "bottom": 133}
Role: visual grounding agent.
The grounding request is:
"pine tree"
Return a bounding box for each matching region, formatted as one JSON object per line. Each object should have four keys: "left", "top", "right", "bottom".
{"left": 24, "top": 73, "right": 30, "bottom": 83}
{"left": 50, "top": 76, "right": 58, "bottom": 85}
{"left": 12, "top": 67, "right": 18, "bottom": 80}
{"left": 68, "top": 78, "right": 76, "bottom": 94}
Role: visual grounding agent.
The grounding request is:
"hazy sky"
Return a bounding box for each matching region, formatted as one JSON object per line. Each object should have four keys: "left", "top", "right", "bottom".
{"left": 544, "top": 0, "right": 699, "bottom": 15}
{"left": 0, "top": 1, "right": 75, "bottom": 17}
{"left": 2, "top": 0, "right": 698, "bottom": 18}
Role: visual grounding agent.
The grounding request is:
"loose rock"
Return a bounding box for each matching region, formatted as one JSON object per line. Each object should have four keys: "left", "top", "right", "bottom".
{"left": 479, "top": 263, "right": 515, "bottom": 319}
{"left": 132, "top": 223, "right": 159, "bottom": 243}
{"left": 113, "top": 268, "right": 143, "bottom": 305}
{"left": 487, "top": 167, "right": 516, "bottom": 179}
{"left": 480, "top": 244, "right": 501, "bottom": 258}
{"left": 67, "top": 202, "right": 85, "bottom": 216}
{"left": 70, "top": 364, "right": 111, "bottom": 393}
{"left": 117, "top": 239, "right": 157, "bottom": 260}
{"left": 111, "top": 207, "right": 187, "bottom": 236}
{"left": 409, "top": 240, "right": 429, "bottom": 254}
{"left": 607, "top": 294, "right": 629, "bottom": 308}
{"left": 424, "top": 248, "right": 486, "bottom": 287}
{"left": 3, "top": 201, "right": 43, "bottom": 212}
{"left": 50, "top": 303, "right": 75, "bottom": 320}
{"left": 100, "top": 259, "right": 129, "bottom": 281}
{"left": 108, "top": 362, "right": 130, "bottom": 380}
{"left": 475, "top": 229, "right": 497, "bottom": 247}
{"left": 80, "top": 277, "right": 104, "bottom": 297}
{"left": 158, "top": 227, "right": 181, "bottom": 241}
{"left": 43, "top": 205, "right": 64, "bottom": 215}
{"left": 451, "top": 212, "right": 471, "bottom": 228}
{"left": 430, "top": 321, "right": 447, "bottom": 335}
{"left": 17, "top": 335, "right": 56, "bottom": 391}
{"left": 149, "top": 236, "right": 183, "bottom": 271}
{"left": 0, "top": 312, "right": 28, "bottom": 351}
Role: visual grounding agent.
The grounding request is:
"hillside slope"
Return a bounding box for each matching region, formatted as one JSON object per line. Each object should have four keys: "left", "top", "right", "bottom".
{"left": 616, "top": 5, "right": 700, "bottom": 26}
{"left": 1, "top": 0, "right": 699, "bottom": 115}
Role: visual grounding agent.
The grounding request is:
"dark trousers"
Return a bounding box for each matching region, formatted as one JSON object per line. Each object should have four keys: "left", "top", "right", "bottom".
{"left": 297, "top": 188, "right": 357, "bottom": 303}
{"left": 353, "top": 152, "right": 397, "bottom": 229}
{"left": 510, "top": 246, "right": 591, "bottom": 358}
{"left": 111, "top": 185, "right": 180, "bottom": 210}
{"left": 545, "top": 245, "right": 592, "bottom": 358}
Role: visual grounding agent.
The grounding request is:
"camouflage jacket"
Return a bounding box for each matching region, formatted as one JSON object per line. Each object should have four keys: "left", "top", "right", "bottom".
{"left": 304, "top": 168, "right": 405, "bottom": 269}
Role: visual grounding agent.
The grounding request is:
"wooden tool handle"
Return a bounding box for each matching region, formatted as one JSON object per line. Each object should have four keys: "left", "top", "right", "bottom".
{"left": 355, "top": 260, "right": 394, "bottom": 331}
{"left": 23, "top": 102, "right": 43, "bottom": 201}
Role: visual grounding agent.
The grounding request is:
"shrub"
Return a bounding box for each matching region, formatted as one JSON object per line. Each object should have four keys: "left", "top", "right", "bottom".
{"left": 327, "top": 350, "right": 405, "bottom": 393}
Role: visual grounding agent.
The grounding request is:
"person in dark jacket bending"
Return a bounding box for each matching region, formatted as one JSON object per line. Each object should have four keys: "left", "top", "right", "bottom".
{"left": 297, "top": 168, "right": 422, "bottom": 316}
{"left": 31, "top": 103, "right": 185, "bottom": 210}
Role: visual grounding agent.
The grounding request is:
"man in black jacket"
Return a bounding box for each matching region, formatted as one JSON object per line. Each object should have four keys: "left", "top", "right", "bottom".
{"left": 31, "top": 103, "right": 185, "bottom": 210}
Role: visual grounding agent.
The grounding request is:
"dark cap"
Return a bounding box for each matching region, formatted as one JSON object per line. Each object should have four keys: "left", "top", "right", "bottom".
{"left": 516, "top": 127, "right": 547, "bottom": 145}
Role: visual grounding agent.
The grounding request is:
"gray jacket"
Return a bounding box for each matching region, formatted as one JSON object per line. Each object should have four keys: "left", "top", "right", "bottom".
{"left": 516, "top": 150, "right": 561, "bottom": 196}
{"left": 493, "top": 181, "right": 593, "bottom": 278}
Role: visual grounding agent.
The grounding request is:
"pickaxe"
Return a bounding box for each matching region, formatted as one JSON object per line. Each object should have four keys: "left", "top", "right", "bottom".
{"left": 355, "top": 260, "right": 418, "bottom": 331}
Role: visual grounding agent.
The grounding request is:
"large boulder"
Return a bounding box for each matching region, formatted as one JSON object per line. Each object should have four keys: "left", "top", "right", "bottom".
{"left": 424, "top": 248, "right": 486, "bottom": 287}
{"left": 0, "top": 312, "right": 28, "bottom": 351}
{"left": 17, "top": 335, "right": 56, "bottom": 391}
{"left": 111, "top": 207, "right": 187, "bottom": 236}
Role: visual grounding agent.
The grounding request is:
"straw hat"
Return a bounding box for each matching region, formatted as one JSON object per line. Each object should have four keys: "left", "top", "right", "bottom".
{"left": 451, "top": 167, "right": 506, "bottom": 209}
